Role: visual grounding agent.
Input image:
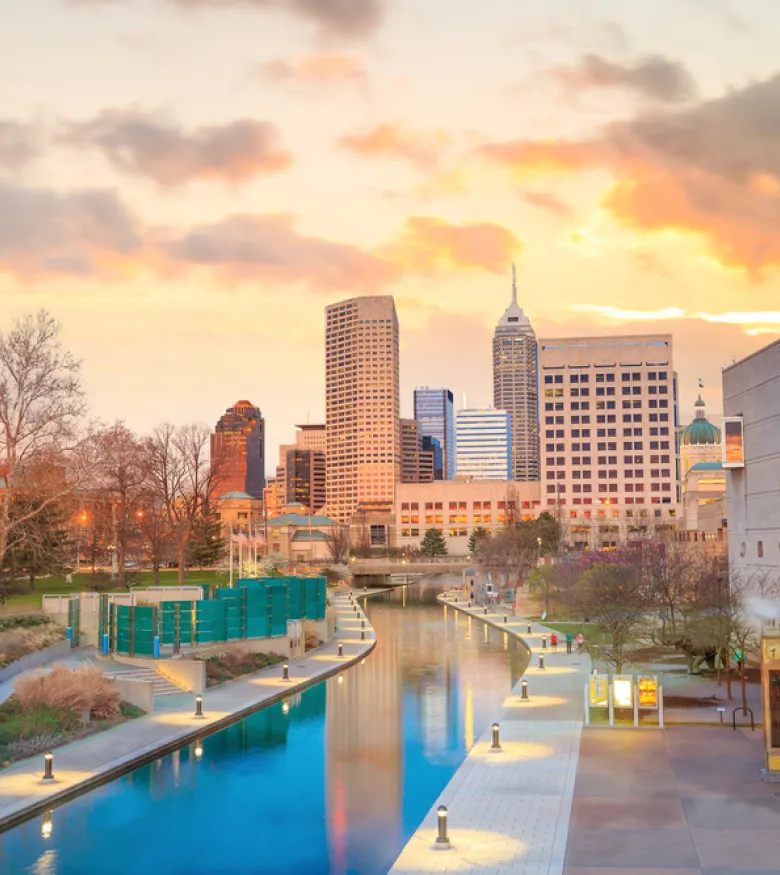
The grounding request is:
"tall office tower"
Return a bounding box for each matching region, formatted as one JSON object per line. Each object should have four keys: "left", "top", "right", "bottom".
{"left": 422, "top": 435, "right": 442, "bottom": 480}
{"left": 400, "top": 418, "right": 435, "bottom": 483}
{"left": 296, "top": 423, "right": 326, "bottom": 453}
{"left": 325, "top": 296, "right": 401, "bottom": 523}
{"left": 493, "top": 266, "right": 539, "bottom": 481}
{"left": 413, "top": 388, "right": 455, "bottom": 479}
{"left": 211, "top": 400, "right": 265, "bottom": 499}
{"left": 285, "top": 448, "right": 326, "bottom": 511}
{"left": 455, "top": 408, "right": 511, "bottom": 480}
{"left": 538, "top": 334, "right": 680, "bottom": 550}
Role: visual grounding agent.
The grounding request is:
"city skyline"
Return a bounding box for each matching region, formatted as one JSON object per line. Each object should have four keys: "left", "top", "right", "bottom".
{"left": 4, "top": 1, "right": 780, "bottom": 463}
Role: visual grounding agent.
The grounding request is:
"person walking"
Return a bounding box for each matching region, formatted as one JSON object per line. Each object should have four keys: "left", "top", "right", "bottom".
{"left": 550, "top": 632, "right": 558, "bottom": 652}
{"left": 576, "top": 632, "right": 584, "bottom": 652}
{"left": 565, "top": 632, "right": 573, "bottom": 654}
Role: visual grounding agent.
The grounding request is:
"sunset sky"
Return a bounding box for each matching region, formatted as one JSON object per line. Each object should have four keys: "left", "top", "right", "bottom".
{"left": 3, "top": 0, "right": 780, "bottom": 470}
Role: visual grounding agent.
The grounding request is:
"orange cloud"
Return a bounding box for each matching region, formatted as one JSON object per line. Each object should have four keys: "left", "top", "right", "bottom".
{"left": 338, "top": 123, "right": 450, "bottom": 168}
{"left": 381, "top": 216, "right": 522, "bottom": 274}
{"left": 259, "top": 53, "right": 366, "bottom": 85}
{"left": 476, "top": 138, "right": 609, "bottom": 178}
{"left": 521, "top": 190, "right": 572, "bottom": 217}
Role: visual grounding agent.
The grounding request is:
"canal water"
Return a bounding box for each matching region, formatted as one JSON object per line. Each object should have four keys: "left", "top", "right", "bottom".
{"left": 0, "top": 578, "right": 528, "bottom": 875}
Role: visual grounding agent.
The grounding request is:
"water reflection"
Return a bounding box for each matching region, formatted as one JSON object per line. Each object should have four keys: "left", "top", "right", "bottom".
{"left": 0, "top": 578, "right": 526, "bottom": 875}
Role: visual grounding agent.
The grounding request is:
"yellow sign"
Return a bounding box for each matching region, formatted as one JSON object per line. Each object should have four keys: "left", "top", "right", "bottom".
{"left": 589, "top": 675, "right": 608, "bottom": 708}
{"left": 613, "top": 675, "right": 634, "bottom": 708}
{"left": 638, "top": 676, "right": 658, "bottom": 709}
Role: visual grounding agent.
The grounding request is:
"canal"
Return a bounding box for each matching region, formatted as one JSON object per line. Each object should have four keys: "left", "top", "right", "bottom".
{"left": 0, "top": 578, "right": 528, "bottom": 875}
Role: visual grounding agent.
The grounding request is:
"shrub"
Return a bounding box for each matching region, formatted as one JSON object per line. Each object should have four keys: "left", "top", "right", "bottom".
{"left": 305, "top": 631, "right": 320, "bottom": 652}
{"left": 0, "top": 626, "right": 66, "bottom": 668}
{"left": 15, "top": 665, "right": 122, "bottom": 720}
{"left": 0, "top": 615, "right": 53, "bottom": 631}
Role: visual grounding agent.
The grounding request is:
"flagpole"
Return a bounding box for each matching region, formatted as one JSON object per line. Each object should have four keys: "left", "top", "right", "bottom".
{"left": 229, "top": 530, "right": 234, "bottom": 588}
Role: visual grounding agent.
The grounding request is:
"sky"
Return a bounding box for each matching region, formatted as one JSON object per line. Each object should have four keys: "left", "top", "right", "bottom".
{"left": 3, "top": 0, "right": 780, "bottom": 472}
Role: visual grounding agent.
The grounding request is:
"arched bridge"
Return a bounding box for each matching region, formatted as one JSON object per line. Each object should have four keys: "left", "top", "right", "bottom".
{"left": 350, "top": 558, "right": 476, "bottom": 577}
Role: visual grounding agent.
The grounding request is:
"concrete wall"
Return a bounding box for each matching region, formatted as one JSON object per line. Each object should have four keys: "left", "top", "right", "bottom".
{"left": 109, "top": 677, "right": 155, "bottom": 713}
{"left": 723, "top": 338, "right": 780, "bottom": 588}
{"left": 0, "top": 641, "right": 72, "bottom": 685}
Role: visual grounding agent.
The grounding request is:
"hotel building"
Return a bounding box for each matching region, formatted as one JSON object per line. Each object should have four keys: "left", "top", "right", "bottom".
{"left": 413, "top": 388, "right": 455, "bottom": 479}
{"left": 493, "top": 267, "right": 540, "bottom": 481}
{"left": 455, "top": 408, "right": 511, "bottom": 480}
{"left": 325, "top": 296, "right": 401, "bottom": 524}
{"left": 538, "top": 334, "right": 681, "bottom": 550}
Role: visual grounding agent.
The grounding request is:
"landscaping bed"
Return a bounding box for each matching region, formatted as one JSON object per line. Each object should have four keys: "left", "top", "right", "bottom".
{"left": 0, "top": 615, "right": 66, "bottom": 670}
{"left": 202, "top": 651, "right": 287, "bottom": 688}
{"left": 0, "top": 665, "right": 144, "bottom": 767}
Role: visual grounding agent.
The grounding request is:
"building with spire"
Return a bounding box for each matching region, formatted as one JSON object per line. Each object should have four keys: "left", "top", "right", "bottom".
{"left": 679, "top": 384, "right": 722, "bottom": 477}
{"left": 493, "top": 266, "right": 539, "bottom": 481}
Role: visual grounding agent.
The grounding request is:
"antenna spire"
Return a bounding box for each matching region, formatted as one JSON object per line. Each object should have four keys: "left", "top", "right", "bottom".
{"left": 511, "top": 263, "right": 518, "bottom": 305}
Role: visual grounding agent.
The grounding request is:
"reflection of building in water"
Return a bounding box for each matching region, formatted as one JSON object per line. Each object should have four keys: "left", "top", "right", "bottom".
{"left": 326, "top": 635, "right": 402, "bottom": 872}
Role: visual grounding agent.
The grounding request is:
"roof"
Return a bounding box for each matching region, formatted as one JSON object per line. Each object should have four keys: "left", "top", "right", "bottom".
{"left": 496, "top": 265, "right": 532, "bottom": 331}
{"left": 689, "top": 461, "right": 724, "bottom": 472}
{"left": 291, "top": 530, "right": 331, "bottom": 542}
{"left": 219, "top": 491, "right": 255, "bottom": 500}
{"left": 266, "top": 513, "right": 338, "bottom": 526}
{"left": 680, "top": 418, "right": 721, "bottom": 446}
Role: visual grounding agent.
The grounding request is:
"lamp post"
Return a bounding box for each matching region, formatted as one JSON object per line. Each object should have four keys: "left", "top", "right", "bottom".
{"left": 436, "top": 806, "right": 450, "bottom": 846}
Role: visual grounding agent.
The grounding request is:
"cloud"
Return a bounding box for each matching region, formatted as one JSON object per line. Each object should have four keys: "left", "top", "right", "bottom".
{"left": 338, "top": 123, "right": 450, "bottom": 169}
{"left": 258, "top": 53, "right": 366, "bottom": 85}
{"left": 381, "top": 216, "right": 522, "bottom": 274}
{"left": 72, "top": 0, "right": 384, "bottom": 38}
{"left": 0, "top": 184, "right": 143, "bottom": 279}
{"left": 476, "top": 71, "right": 780, "bottom": 278}
{"left": 62, "top": 110, "right": 292, "bottom": 186}
{"left": 521, "top": 190, "right": 572, "bottom": 217}
{"left": 575, "top": 303, "right": 780, "bottom": 332}
{"left": 0, "top": 122, "right": 41, "bottom": 171}
{"left": 552, "top": 54, "right": 697, "bottom": 103}
{"left": 159, "top": 213, "right": 400, "bottom": 290}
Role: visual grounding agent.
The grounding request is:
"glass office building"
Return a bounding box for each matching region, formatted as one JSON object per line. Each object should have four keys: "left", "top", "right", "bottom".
{"left": 455, "top": 408, "right": 511, "bottom": 480}
{"left": 413, "top": 388, "right": 455, "bottom": 479}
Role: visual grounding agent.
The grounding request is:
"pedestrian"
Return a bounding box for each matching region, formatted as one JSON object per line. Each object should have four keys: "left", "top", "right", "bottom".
{"left": 576, "top": 632, "right": 584, "bottom": 652}
{"left": 550, "top": 632, "right": 558, "bottom": 652}
{"left": 565, "top": 632, "right": 573, "bottom": 654}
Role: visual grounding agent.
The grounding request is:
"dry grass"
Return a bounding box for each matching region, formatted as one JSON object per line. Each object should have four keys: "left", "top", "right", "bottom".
{"left": 0, "top": 626, "right": 66, "bottom": 668}
{"left": 15, "top": 665, "right": 122, "bottom": 720}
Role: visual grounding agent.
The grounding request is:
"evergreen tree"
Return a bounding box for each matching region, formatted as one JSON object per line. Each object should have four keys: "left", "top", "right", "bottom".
{"left": 185, "top": 509, "right": 226, "bottom": 570}
{"left": 420, "top": 528, "right": 448, "bottom": 557}
{"left": 468, "top": 527, "right": 490, "bottom": 554}
{"left": 4, "top": 497, "right": 72, "bottom": 587}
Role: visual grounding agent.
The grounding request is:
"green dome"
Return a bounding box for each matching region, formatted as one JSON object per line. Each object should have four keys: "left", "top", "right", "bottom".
{"left": 680, "top": 393, "right": 721, "bottom": 446}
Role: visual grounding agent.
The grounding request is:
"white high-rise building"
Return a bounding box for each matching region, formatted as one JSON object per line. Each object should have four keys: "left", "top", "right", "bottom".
{"left": 493, "top": 266, "right": 539, "bottom": 481}
{"left": 538, "top": 333, "right": 680, "bottom": 550}
{"left": 455, "top": 408, "right": 511, "bottom": 480}
{"left": 325, "top": 296, "right": 401, "bottom": 524}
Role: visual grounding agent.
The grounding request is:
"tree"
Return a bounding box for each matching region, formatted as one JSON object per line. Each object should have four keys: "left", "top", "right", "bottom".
{"left": 478, "top": 528, "right": 537, "bottom": 590}
{"left": 136, "top": 492, "right": 174, "bottom": 585}
{"left": 4, "top": 496, "right": 71, "bottom": 586}
{"left": 468, "top": 527, "right": 490, "bottom": 554}
{"left": 145, "top": 424, "right": 220, "bottom": 586}
{"left": 0, "top": 311, "right": 89, "bottom": 579}
{"left": 574, "top": 562, "right": 651, "bottom": 672}
{"left": 186, "top": 505, "right": 226, "bottom": 570}
{"left": 326, "top": 525, "right": 350, "bottom": 564}
{"left": 420, "top": 528, "right": 447, "bottom": 557}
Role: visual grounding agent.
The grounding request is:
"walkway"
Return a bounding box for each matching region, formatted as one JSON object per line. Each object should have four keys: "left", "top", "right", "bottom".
{"left": 0, "top": 590, "right": 375, "bottom": 832}
{"left": 389, "top": 594, "right": 592, "bottom": 875}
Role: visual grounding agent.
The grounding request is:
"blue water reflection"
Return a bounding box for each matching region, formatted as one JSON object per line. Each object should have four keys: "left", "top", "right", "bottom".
{"left": 0, "top": 579, "right": 526, "bottom": 875}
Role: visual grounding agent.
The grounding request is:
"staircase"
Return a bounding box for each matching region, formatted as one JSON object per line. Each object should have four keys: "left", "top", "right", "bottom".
{"left": 104, "top": 667, "right": 187, "bottom": 697}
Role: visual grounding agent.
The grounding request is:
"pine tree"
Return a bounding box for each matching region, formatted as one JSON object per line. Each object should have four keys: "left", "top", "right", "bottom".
{"left": 468, "top": 526, "right": 490, "bottom": 554}
{"left": 4, "top": 497, "right": 72, "bottom": 587}
{"left": 185, "top": 509, "right": 226, "bottom": 570}
{"left": 420, "top": 528, "right": 448, "bottom": 557}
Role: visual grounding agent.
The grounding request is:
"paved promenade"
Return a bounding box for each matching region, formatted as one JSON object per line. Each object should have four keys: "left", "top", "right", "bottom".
{"left": 0, "top": 589, "right": 375, "bottom": 831}
{"left": 390, "top": 594, "right": 592, "bottom": 875}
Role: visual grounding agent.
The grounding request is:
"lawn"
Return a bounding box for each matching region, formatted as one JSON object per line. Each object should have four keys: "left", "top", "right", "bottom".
{"left": 1, "top": 570, "right": 225, "bottom": 616}
{"left": 527, "top": 618, "right": 611, "bottom": 647}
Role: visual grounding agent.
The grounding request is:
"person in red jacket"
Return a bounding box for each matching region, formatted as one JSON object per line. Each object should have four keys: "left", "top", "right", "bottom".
{"left": 550, "top": 632, "right": 558, "bottom": 652}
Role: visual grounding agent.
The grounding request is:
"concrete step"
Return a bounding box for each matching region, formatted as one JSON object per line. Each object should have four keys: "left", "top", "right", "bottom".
{"left": 105, "top": 667, "right": 186, "bottom": 697}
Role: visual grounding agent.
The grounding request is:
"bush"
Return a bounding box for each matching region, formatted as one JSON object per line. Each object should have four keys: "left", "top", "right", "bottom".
{"left": 0, "top": 615, "right": 53, "bottom": 631}
{"left": 305, "top": 631, "right": 320, "bottom": 652}
{"left": 203, "top": 651, "right": 287, "bottom": 687}
{"left": 15, "top": 665, "right": 122, "bottom": 720}
{"left": 0, "top": 626, "right": 66, "bottom": 669}
{"left": 0, "top": 703, "right": 81, "bottom": 745}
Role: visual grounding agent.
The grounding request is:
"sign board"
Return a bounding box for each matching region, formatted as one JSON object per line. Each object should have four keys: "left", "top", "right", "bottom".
{"left": 638, "top": 676, "right": 659, "bottom": 709}
{"left": 723, "top": 417, "right": 745, "bottom": 468}
{"left": 589, "top": 675, "right": 608, "bottom": 708}
{"left": 613, "top": 675, "right": 634, "bottom": 708}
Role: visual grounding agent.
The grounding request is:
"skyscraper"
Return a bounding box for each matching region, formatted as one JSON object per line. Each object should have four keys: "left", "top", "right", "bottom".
{"left": 211, "top": 400, "right": 265, "bottom": 499}
{"left": 455, "top": 408, "right": 511, "bottom": 480}
{"left": 493, "top": 266, "right": 539, "bottom": 481}
{"left": 325, "top": 296, "right": 401, "bottom": 523}
{"left": 400, "top": 418, "right": 435, "bottom": 483}
{"left": 414, "top": 388, "right": 455, "bottom": 479}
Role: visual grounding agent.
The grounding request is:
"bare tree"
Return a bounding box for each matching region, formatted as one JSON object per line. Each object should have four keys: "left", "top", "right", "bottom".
{"left": 136, "top": 490, "right": 174, "bottom": 585}
{"left": 94, "top": 423, "right": 148, "bottom": 587}
{"left": 0, "top": 311, "right": 89, "bottom": 576}
{"left": 145, "top": 424, "right": 220, "bottom": 586}
{"left": 326, "top": 525, "right": 350, "bottom": 564}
